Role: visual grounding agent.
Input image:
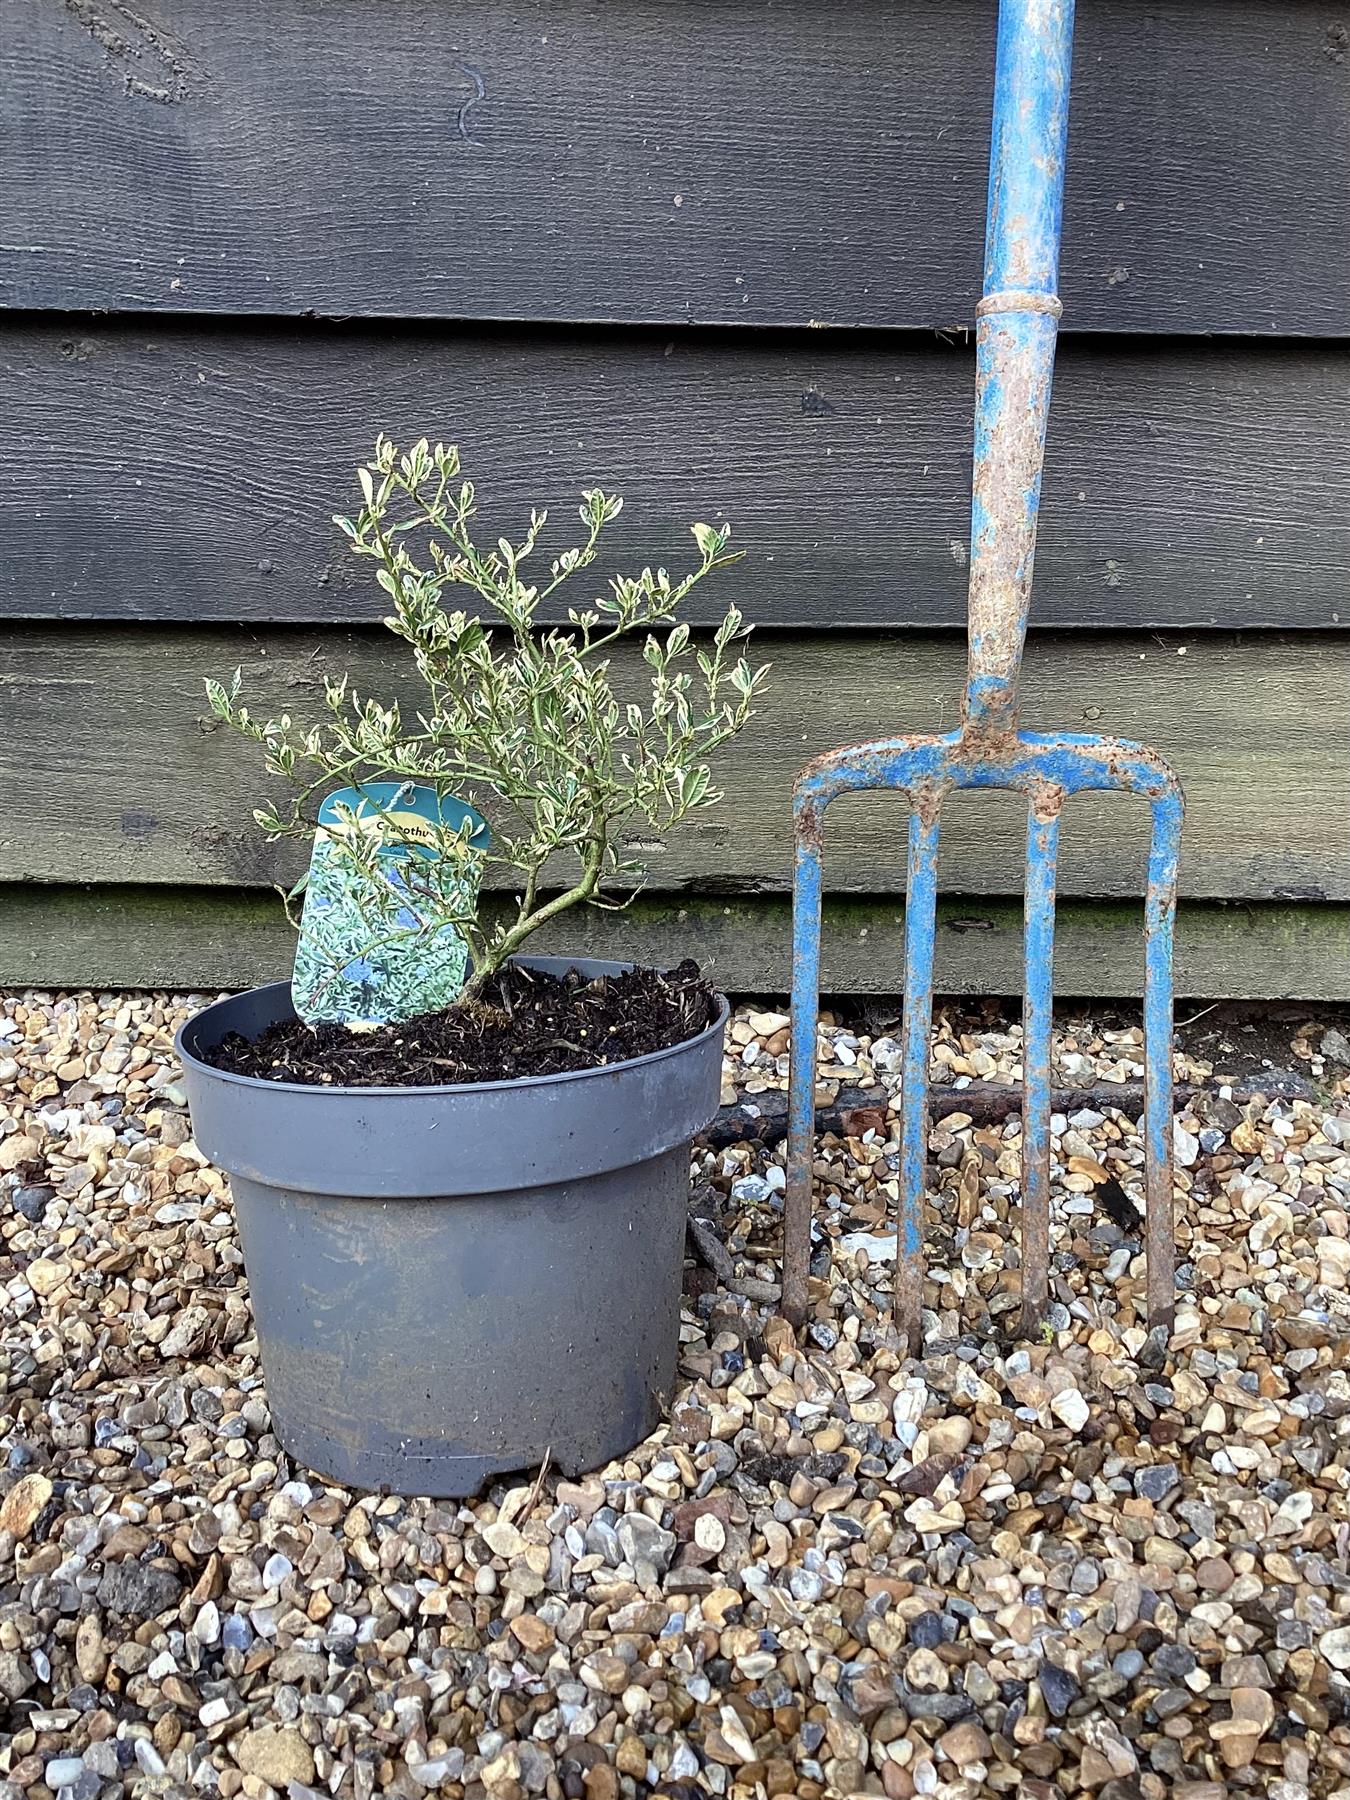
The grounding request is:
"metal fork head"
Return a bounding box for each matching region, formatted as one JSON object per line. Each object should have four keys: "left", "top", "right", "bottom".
{"left": 783, "top": 726, "right": 1184, "bottom": 1353}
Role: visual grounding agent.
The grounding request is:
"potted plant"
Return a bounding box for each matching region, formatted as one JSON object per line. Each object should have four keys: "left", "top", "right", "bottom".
{"left": 176, "top": 437, "right": 767, "bottom": 1497}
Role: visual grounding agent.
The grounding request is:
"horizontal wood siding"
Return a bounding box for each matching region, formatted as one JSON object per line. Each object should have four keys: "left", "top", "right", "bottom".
{"left": 4, "top": 886, "right": 1347, "bottom": 1003}
{"left": 5, "top": 0, "right": 1348, "bottom": 334}
{"left": 3, "top": 627, "right": 1345, "bottom": 904}
{"left": 4, "top": 2, "right": 1346, "bottom": 1001}
{"left": 3, "top": 323, "right": 1348, "bottom": 632}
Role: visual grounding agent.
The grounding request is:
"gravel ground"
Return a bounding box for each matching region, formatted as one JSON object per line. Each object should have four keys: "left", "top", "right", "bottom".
{"left": 2, "top": 989, "right": 1350, "bottom": 1800}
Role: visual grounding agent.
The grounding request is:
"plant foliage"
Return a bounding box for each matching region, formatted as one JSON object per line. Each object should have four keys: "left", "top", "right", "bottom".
{"left": 207, "top": 437, "right": 768, "bottom": 1002}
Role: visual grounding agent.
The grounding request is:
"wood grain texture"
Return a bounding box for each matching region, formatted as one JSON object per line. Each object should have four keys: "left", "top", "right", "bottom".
{"left": 2, "top": 627, "right": 1345, "bottom": 904}
{"left": 5, "top": 322, "right": 1348, "bottom": 631}
{"left": 3, "top": 886, "right": 1346, "bottom": 1002}
{"left": 4, "top": 0, "right": 1347, "bottom": 334}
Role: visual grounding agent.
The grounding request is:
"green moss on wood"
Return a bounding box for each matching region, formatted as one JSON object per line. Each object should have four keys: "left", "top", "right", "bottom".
{"left": 2, "top": 885, "right": 1346, "bottom": 1001}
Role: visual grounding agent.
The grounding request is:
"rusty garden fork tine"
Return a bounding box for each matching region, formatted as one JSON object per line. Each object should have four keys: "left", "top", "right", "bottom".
{"left": 782, "top": 734, "right": 1182, "bottom": 1340}
{"left": 894, "top": 798, "right": 941, "bottom": 1353}
{"left": 783, "top": 794, "right": 824, "bottom": 1329}
{"left": 1020, "top": 787, "right": 1062, "bottom": 1332}
{"left": 1144, "top": 787, "right": 1183, "bottom": 1330}
{"left": 784, "top": 773, "right": 945, "bottom": 1347}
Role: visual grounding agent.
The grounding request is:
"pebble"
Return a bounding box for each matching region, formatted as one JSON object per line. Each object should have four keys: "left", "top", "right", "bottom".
{"left": 24, "top": 1256, "right": 68, "bottom": 1297}
{"left": 235, "top": 1726, "right": 316, "bottom": 1787}
{"left": 1050, "top": 1385, "right": 1090, "bottom": 1431}
{"left": 133, "top": 1739, "right": 165, "bottom": 1778}
{"left": 407, "top": 1752, "right": 464, "bottom": 1788}
{"left": 0, "top": 988, "right": 1346, "bottom": 1798}
{"left": 1134, "top": 1460, "right": 1181, "bottom": 1502}
{"left": 95, "top": 1560, "right": 183, "bottom": 1618}
{"left": 1039, "top": 1662, "right": 1081, "bottom": 1718}
{"left": 0, "top": 1472, "right": 52, "bottom": 1538}
{"left": 13, "top": 1184, "right": 53, "bottom": 1221}
{"left": 73, "top": 1615, "right": 106, "bottom": 1685}
{"left": 616, "top": 1513, "right": 676, "bottom": 1583}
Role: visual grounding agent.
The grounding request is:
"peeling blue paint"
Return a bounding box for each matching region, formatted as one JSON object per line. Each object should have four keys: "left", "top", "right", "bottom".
{"left": 783, "top": 0, "right": 1184, "bottom": 1349}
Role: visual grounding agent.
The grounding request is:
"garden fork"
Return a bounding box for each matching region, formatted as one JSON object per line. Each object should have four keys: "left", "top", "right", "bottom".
{"left": 782, "top": 0, "right": 1183, "bottom": 1350}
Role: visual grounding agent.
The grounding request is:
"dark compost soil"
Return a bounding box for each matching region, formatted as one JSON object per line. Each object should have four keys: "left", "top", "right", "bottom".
{"left": 201, "top": 960, "right": 718, "bottom": 1088}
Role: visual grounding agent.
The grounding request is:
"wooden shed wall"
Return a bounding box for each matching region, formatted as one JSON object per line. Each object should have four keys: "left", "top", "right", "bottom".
{"left": 2, "top": 0, "right": 1348, "bottom": 998}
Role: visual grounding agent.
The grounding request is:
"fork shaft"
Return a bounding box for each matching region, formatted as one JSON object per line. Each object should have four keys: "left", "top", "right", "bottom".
{"left": 963, "top": 0, "right": 1075, "bottom": 740}
{"left": 982, "top": 0, "right": 1075, "bottom": 300}
{"left": 1021, "top": 797, "right": 1061, "bottom": 1330}
{"left": 897, "top": 802, "right": 941, "bottom": 1352}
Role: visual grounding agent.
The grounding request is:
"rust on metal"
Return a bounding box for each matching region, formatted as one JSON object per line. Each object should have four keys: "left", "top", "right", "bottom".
{"left": 1019, "top": 786, "right": 1062, "bottom": 1332}
{"left": 910, "top": 777, "right": 946, "bottom": 832}
{"left": 1030, "top": 777, "right": 1065, "bottom": 823}
{"left": 785, "top": 0, "right": 1182, "bottom": 1358}
{"left": 781, "top": 1136, "right": 813, "bottom": 1329}
{"left": 962, "top": 307, "right": 1059, "bottom": 737}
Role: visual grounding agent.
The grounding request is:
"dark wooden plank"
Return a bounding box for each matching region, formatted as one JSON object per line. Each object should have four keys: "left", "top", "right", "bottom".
{"left": 4, "top": 885, "right": 1347, "bottom": 1002}
{"left": 4, "top": 322, "right": 1348, "bottom": 631}
{"left": 3, "top": 0, "right": 1348, "bottom": 335}
{"left": 2, "top": 627, "right": 1345, "bottom": 904}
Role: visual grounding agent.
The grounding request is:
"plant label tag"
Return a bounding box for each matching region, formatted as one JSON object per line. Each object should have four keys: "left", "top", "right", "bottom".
{"left": 292, "top": 781, "right": 489, "bottom": 1028}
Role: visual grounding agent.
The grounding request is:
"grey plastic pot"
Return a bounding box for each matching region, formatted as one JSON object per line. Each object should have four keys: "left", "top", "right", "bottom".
{"left": 176, "top": 957, "right": 728, "bottom": 1497}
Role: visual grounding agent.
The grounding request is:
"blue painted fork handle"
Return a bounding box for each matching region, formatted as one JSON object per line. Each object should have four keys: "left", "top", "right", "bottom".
{"left": 964, "top": 0, "right": 1076, "bottom": 739}
{"left": 982, "top": 0, "right": 1075, "bottom": 300}
{"left": 781, "top": 0, "right": 1184, "bottom": 1348}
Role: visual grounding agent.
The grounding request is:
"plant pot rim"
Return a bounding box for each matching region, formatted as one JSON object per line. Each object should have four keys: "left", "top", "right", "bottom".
{"left": 176, "top": 967, "right": 730, "bottom": 1102}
